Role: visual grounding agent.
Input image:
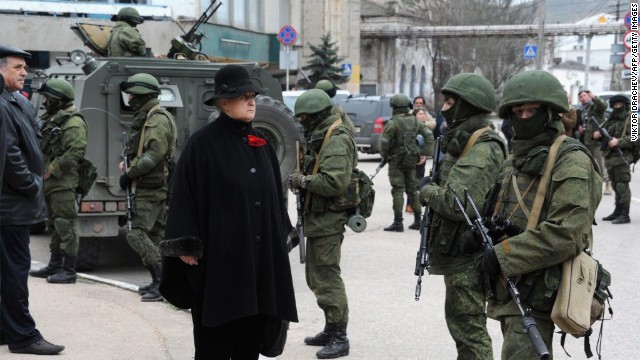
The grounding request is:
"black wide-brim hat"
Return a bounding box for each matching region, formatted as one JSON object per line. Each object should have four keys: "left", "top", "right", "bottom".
{"left": 204, "top": 64, "right": 264, "bottom": 105}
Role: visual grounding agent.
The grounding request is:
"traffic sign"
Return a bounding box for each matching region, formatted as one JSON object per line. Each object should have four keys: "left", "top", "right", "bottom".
{"left": 623, "top": 51, "right": 633, "bottom": 69}
{"left": 278, "top": 25, "right": 297, "bottom": 46}
{"left": 523, "top": 45, "right": 537, "bottom": 60}
{"left": 625, "top": 12, "right": 632, "bottom": 30}
{"left": 623, "top": 30, "right": 637, "bottom": 49}
{"left": 341, "top": 63, "right": 352, "bottom": 76}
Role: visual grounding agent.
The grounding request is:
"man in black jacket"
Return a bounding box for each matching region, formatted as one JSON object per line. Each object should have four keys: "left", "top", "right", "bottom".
{"left": 0, "top": 44, "right": 65, "bottom": 355}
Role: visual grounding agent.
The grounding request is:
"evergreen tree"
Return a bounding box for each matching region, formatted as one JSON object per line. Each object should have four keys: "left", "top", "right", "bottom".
{"left": 302, "top": 33, "right": 350, "bottom": 87}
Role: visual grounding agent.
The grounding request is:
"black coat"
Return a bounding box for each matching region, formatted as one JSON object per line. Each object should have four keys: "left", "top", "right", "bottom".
{"left": 160, "top": 113, "right": 298, "bottom": 327}
{"left": 1, "top": 89, "right": 47, "bottom": 226}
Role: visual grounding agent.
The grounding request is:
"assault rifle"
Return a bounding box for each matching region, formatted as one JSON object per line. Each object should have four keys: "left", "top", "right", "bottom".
{"left": 590, "top": 117, "right": 630, "bottom": 167}
{"left": 450, "top": 188, "right": 550, "bottom": 360}
{"left": 369, "top": 157, "right": 387, "bottom": 181}
{"left": 168, "top": 0, "right": 223, "bottom": 60}
{"left": 295, "top": 141, "right": 306, "bottom": 264}
{"left": 414, "top": 136, "right": 442, "bottom": 301}
{"left": 121, "top": 132, "right": 136, "bottom": 230}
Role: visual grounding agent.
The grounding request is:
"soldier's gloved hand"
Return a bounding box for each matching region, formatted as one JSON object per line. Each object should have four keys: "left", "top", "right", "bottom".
{"left": 460, "top": 229, "right": 483, "bottom": 254}
{"left": 481, "top": 247, "right": 501, "bottom": 279}
{"left": 288, "top": 171, "right": 306, "bottom": 190}
{"left": 119, "top": 174, "right": 133, "bottom": 190}
{"left": 419, "top": 176, "right": 432, "bottom": 190}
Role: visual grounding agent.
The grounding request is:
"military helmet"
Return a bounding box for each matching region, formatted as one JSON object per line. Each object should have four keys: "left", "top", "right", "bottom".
{"left": 441, "top": 73, "right": 495, "bottom": 113}
{"left": 390, "top": 94, "right": 410, "bottom": 108}
{"left": 315, "top": 80, "right": 335, "bottom": 92}
{"left": 294, "top": 89, "right": 333, "bottom": 116}
{"left": 120, "top": 73, "right": 160, "bottom": 95}
{"left": 37, "top": 78, "right": 74, "bottom": 101}
{"left": 498, "top": 70, "right": 569, "bottom": 118}
{"left": 111, "top": 7, "right": 144, "bottom": 24}
{"left": 608, "top": 94, "right": 630, "bottom": 107}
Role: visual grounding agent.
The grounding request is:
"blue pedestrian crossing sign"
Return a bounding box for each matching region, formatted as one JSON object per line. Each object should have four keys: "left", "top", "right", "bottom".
{"left": 341, "top": 63, "right": 352, "bottom": 75}
{"left": 523, "top": 45, "right": 537, "bottom": 60}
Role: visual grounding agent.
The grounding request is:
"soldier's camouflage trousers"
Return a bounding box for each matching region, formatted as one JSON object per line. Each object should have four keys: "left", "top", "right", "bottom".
{"left": 608, "top": 164, "right": 631, "bottom": 205}
{"left": 305, "top": 233, "right": 349, "bottom": 324}
{"left": 499, "top": 314, "right": 555, "bottom": 360}
{"left": 46, "top": 190, "right": 80, "bottom": 257}
{"left": 444, "top": 262, "right": 493, "bottom": 360}
{"left": 126, "top": 199, "right": 166, "bottom": 266}
{"left": 388, "top": 165, "right": 421, "bottom": 216}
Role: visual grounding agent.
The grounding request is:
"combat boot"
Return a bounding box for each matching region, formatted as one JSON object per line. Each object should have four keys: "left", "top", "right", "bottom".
{"left": 30, "top": 252, "right": 63, "bottom": 278}
{"left": 612, "top": 204, "right": 630, "bottom": 224}
{"left": 47, "top": 256, "right": 77, "bottom": 284}
{"left": 141, "top": 262, "right": 163, "bottom": 302}
{"left": 316, "top": 323, "right": 349, "bottom": 359}
{"left": 604, "top": 181, "right": 613, "bottom": 195}
{"left": 384, "top": 214, "right": 404, "bottom": 232}
{"left": 408, "top": 213, "right": 421, "bottom": 230}
{"left": 602, "top": 203, "right": 621, "bottom": 221}
{"left": 304, "top": 323, "right": 335, "bottom": 346}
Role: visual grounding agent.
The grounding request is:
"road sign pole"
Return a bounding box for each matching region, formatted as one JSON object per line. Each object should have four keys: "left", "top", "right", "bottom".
{"left": 286, "top": 45, "right": 290, "bottom": 91}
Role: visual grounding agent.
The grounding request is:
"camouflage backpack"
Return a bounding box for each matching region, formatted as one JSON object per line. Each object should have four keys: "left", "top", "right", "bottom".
{"left": 395, "top": 116, "right": 421, "bottom": 169}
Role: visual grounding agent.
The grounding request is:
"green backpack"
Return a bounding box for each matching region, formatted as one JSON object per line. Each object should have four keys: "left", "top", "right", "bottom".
{"left": 395, "top": 117, "right": 421, "bottom": 169}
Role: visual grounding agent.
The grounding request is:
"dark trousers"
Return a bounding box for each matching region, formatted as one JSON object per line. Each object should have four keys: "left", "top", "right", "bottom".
{"left": 191, "top": 297, "right": 266, "bottom": 360}
{"left": 0, "top": 225, "right": 43, "bottom": 350}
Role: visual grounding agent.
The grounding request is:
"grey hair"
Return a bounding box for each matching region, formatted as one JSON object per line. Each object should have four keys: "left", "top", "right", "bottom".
{"left": 0, "top": 57, "right": 8, "bottom": 69}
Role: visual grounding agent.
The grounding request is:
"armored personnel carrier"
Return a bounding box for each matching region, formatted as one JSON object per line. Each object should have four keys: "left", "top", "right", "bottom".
{"left": 30, "top": 21, "right": 300, "bottom": 270}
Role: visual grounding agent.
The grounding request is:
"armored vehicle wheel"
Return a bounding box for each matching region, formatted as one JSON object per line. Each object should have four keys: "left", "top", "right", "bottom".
{"left": 253, "top": 96, "right": 303, "bottom": 186}
{"left": 76, "top": 237, "right": 103, "bottom": 271}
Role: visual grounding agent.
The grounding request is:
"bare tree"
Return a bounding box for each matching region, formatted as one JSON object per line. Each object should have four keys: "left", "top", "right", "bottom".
{"left": 403, "top": 0, "right": 538, "bottom": 110}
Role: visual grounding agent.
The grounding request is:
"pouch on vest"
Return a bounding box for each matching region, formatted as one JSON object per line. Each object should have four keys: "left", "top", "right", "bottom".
{"left": 76, "top": 158, "right": 97, "bottom": 196}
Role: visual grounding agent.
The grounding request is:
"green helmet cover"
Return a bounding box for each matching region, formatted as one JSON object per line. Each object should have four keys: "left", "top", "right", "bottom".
{"left": 294, "top": 89, "right": 333, "bottom": 116}
{"left": 498, "top": 70, "right": 569, "bottom": 118}
{"left": 441, "top": 73, "right": 495, "bottom": 113}
{"left": 315, "top": 80, "right": 335, "bottom": 92}
{"left": 38, "top": 78, "right": 74, "bottom": 101}
{"left": 113, "top": 7, "right": 143, "bottom": 24}
{"left": 608, "top": 94, "right": 630, "bottom": 107}
{"left": 120, "top": 73, "right": 160, "bottom": 95}
{"left": 390, "top": 94, "right": 410, "bottom": 108}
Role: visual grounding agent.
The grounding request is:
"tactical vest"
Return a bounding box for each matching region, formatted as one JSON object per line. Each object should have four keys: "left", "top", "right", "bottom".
{"left": 41, "top": 110, "right": 85, "bottom": 159}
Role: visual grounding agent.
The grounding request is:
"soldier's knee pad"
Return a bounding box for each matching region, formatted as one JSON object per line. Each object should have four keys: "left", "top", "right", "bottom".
{"left": 53, "top": 217, "right": 74, "bottom": 238}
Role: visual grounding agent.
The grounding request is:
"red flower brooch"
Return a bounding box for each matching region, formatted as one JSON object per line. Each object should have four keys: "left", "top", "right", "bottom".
{"left": 247, "top": 135, "right": 267, "bottom": 147}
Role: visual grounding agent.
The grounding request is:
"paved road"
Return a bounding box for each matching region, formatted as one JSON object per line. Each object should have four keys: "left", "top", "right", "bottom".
{"left": 21, "top": 153, "right": 639, "bottom": 359}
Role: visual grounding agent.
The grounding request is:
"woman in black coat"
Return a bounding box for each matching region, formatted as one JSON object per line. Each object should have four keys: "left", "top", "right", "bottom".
{"left": 159, "top": 65, "right": 298, "bottom": 360}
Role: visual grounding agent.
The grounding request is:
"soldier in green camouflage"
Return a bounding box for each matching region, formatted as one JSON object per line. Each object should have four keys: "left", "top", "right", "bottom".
{"left": 289, "top": 89, "right": 356, "bottom": 359}
{"left": 107, "top": 7, "right": 147, "bottom": 57}
{"left": 483, "top": 70, "right": 602, "bottom": 359}
{"left": 381, "top": 94, "right": 433, "bottom": 232}
{"left": 119, "top": 73, "right": 177, "bottom": 302}
{"left": 30, "top": 79, "right": 87, "bottom": 284}
{"left": 315, "top": 79, "right": 356, "bottom": 134}
{"left": 594, "top": 94, "right": 634, "bottom": 224}
{"left": 578, "top": 90, "right": 611, "bottom": 194}
{"left": 418, "top": 73, "right": 506, "bottom": 359}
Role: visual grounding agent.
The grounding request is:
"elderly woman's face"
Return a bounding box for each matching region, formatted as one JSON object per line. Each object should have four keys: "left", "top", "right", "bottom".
{"left": 221, "top": 92, "right": 258, "bottom": 122}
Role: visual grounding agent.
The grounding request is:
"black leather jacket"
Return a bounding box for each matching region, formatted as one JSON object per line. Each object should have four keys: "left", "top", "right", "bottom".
{"left": 1, "top": 89, "right": 47, "bottom": 226}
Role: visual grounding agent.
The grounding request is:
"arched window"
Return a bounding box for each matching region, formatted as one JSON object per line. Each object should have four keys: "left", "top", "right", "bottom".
{"left": 400, "top": 64, "right": 406, "bottom": 95}
{"left": 410, "top": 65, "right": 416, "bottom": 98}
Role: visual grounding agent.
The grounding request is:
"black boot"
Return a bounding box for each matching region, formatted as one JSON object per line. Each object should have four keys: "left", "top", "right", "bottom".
{"left": 47, "top": 256, "right": 77, "bottom": 284}
{"left": 408, "top": 213, "right": 421, "bottom": 230}
{"left": 384, "top": 214, "right": 404, "bottom": 232}
{"left": 602, "top": 203, "right": 621, "bottom": 221}
{"left": 612, "top": 203, "right": 630, "bottom": 224}
{"left": 141, "top": 262, "right": 163, "bottom": 302}
{"left": 30, "top": 252, "right": 63, "bottom": 278}
{"left": 304, "top": 323, "right": 334, "bottom": 346}
{"left": 316, "top": 322, "right": 349, "bottom": 359}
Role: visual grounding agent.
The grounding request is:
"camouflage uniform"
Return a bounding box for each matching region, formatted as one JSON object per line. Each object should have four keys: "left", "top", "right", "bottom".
{"left": 107, "top": 21, "right": 146, "bottom": 57}
{"left": 41, "top": 106, "right": 87, "bottom": 260}
{"left": 486, "top": 70, "right": 602, "bottom": 359}
{"left": 292, "top": 89, "right": 356, "bottom": 358}
{"left": 578, "top": 95, "right": 608, "bottom": 183}
{"left": 419, "top": 74, "right": 506, "bottom": 360}
{"left": 600, "top": 95, "right": 634, "bottom": 223}
{"left": 381, "top": 96, "right": 434, "bottom": 231}
{"left": 123, "top": 98, "right": 177, "bottom": 268}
